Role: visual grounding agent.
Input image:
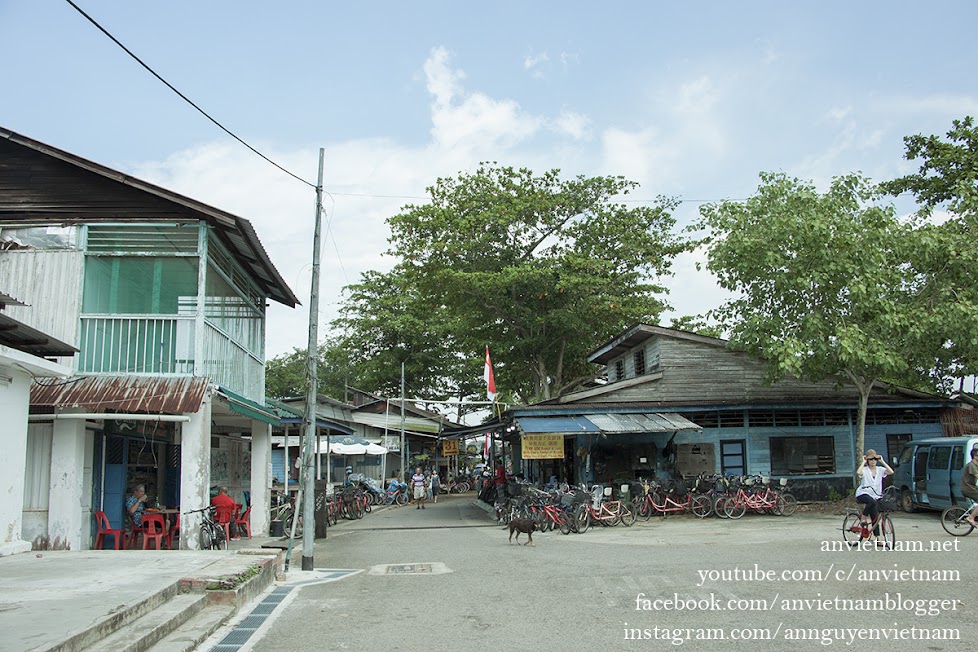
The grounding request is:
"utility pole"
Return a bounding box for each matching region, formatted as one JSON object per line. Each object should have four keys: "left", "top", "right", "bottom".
{"left": 300, "top": 148, "right": 325, "bottom": 571}
{"left": 399, "top": 360, "right": 406, "bottom": 481}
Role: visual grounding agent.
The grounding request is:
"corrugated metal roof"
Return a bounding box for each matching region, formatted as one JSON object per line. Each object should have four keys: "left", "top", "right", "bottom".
{"left": 584, "top": 412, "right": 701, "bottom": 433}
{"left": 30, "top": 375, "right": 209, "bottom": 413}
{"left": 516, "top": 416, "right": 601, "bottom": 434}
{"left": 0, "top": 311, "right": 78, "bottom": 357}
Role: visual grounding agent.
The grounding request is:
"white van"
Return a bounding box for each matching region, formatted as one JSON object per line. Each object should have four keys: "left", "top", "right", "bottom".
{"left": 891, "top": 436, "right": 978, "bottom": 512}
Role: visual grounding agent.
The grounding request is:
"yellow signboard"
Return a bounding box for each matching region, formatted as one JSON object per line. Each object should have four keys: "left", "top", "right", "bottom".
{"left": 442, "top": 439, "right": 459, "bottom": 456}
{"left": 521, "top": 434, "right": 564, "bottom": 459}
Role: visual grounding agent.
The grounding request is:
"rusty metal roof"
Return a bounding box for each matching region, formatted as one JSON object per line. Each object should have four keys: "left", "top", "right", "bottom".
{"left": 30, "top": 375, "right": 209, "bottom": 414}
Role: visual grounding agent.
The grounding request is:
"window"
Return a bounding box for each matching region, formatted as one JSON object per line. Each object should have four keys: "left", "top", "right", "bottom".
{"left": 770, "top": 436, "right": 835, "bottom": 475}
{"left": 927, "top": 446, "right": 951, "bottom": 471}
{"left": 83, "top": 257, "right": 198, "bottom": 314}
{"left": 885, "top": 434, "right": 912, "bottom": 466}
{"left": 720, "top": 440, "right": 746, "bottom": 476}
{"left": 614, "top": 359, "right": 625, "bottom": 381}
{"left": 634, "top": 349, "right": 646, "bottom": 376}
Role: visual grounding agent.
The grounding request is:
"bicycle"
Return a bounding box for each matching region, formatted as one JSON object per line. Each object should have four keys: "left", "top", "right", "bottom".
{"left": 940, "top": 499, "right": 977, "bottom": 537}
{"left": 636, "top": 479, "right": 711, "bottom": 519}
{"left": 721, "top": 475, "right": 793, "bottom": 519}
{"left": 183, "top": 506, "right": 226, "bottom": 550}
{"left": 576, "top": 487, "right": 637, "bottom": 532}
{"left": 841, "top": 487, "right": 897, "bottom": 549}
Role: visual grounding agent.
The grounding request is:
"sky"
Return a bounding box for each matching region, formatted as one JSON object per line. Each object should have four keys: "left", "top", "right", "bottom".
{"left": 3, "top": 1, "right": 978, "bottom": 369}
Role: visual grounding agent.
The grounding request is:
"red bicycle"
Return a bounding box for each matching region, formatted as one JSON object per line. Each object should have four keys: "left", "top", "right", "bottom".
{"left": 636, "top": 479, "right": 712, "bottom": 519}
{"left": 575, "top": 487, "right": 637, "bottom": 532}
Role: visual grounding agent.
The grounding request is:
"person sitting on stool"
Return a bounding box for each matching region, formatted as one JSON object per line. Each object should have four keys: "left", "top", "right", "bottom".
{"left": 211, "top": 486, "right": 240, "bottom": 540}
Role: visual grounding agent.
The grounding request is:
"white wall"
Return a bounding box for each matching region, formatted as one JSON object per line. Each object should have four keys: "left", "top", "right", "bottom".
{"left": 0, "top": 362, "right": 32, "bottom": 556}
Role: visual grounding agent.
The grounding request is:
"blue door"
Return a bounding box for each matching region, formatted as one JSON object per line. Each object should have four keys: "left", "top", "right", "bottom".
{"left": 927, "top": 445, "right": 954, "bottom": 508}
{"left": 103, "top": 436, "right": 128, "bottom": 529}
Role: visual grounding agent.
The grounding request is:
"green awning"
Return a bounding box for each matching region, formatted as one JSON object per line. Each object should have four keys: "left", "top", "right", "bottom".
{"left": 217, "top": 386, "right": 281, "bottom": 425}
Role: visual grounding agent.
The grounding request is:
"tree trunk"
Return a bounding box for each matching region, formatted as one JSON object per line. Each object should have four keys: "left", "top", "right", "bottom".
{"left": 845, "top": 372, "right": 875, "bottom": 486}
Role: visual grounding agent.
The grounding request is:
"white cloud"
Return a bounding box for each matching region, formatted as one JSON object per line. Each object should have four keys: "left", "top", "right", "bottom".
{"left": 675, "top": 76, "right": 720, "bottom": 115}
{"left": 424, "top": 46, "right": 543, "bottom": 152}
{"left": 128, "top": 48, "right": 745, "bottom": 359}
{"left": 524, "top": 51, "right": 549, "bottom": 78}
{"left": 551, "top": 110, "right": 591, "bottom": 140}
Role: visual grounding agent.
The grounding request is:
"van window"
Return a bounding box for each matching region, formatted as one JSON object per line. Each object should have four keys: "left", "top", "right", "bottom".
{"left": 950, "top": 446, "right": 964, "bottom": 471}
{"left": 927, "top": 446, "right": 951, "bottom": 471}
{"left": 898, "top": 445, "right": 914, "bottom": 466}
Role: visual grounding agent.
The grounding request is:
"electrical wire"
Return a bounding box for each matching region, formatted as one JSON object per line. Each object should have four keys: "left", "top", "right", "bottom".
{"left": 63, "top": 0, "right": 317, "bottom": 190}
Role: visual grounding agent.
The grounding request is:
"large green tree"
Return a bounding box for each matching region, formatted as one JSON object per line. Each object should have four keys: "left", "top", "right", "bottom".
{"left": 332, "top": 267, "right": 482, "bottom": 406}
{"left": 881, "top": 117, "right": 978, "bottom": 391}
{"left": 697, "top": 172, "right": 918, "bottom": 466}
{"left": 339, "top": 163, "right": 686, "bottom": 403}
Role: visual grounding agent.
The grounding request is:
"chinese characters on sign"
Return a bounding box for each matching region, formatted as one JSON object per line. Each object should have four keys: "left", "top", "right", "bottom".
{"left": 521, "top": 434, "right": 564, "bottom": 459}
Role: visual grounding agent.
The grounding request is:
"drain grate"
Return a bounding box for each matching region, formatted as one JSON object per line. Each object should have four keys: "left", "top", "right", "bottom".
{"left": 210, "top": 586, "right": 295, "bottom": 651}
{"left": 387, "top": 563, "right": 432, "bottom": 575}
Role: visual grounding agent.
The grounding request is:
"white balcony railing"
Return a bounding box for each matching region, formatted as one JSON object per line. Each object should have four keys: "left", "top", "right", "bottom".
{"left": 78, "top": 315, "right": 195, "bottom": 375}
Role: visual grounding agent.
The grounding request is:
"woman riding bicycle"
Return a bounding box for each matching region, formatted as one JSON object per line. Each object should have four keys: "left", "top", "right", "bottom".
{"left": 855, "top": 448, "right": 894, "bottom": 544}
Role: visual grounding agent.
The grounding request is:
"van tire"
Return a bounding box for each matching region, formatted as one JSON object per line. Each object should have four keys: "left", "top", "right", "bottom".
{"left": 900, "top": 489, "right": 916, "bottom": 513}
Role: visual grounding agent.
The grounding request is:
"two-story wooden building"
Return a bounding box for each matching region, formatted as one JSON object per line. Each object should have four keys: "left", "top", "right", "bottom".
{"left": 0, "top": 126, "right": 298, "bottom": 549}
{"left": 506, "top": 324, "right": 959, "bottom": 499}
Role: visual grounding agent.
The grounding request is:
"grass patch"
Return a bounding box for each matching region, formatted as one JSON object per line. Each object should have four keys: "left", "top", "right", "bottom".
{"left": 206, "top": 564, "right": 262, "bottom": 591}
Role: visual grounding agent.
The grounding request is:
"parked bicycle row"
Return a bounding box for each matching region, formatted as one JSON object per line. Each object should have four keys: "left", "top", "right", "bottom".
{"left": 492, "top": 473, "right": 800, "bottom": 535}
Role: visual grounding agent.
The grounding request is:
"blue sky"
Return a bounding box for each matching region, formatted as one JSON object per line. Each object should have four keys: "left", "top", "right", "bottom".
{"left": 3, "top": 1, "right": 977, "bottom": 362}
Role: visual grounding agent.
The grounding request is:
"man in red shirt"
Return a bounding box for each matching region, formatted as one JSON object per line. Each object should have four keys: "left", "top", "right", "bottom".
{"left": 211, "top": 486, "right": 239, "bottom": 540}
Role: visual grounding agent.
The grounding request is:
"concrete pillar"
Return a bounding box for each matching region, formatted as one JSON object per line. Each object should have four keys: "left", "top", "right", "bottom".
{"left": 180, "top": 391, "right": 212, "bottom": 550}
{"left": 250, "top": 421, "right": 271, "bottom": 536}
{"left": 48, "top": 410, "right": 87, "bottom": 550}
{"left": 0, "top": 367, "right": 31, "bottom": 557}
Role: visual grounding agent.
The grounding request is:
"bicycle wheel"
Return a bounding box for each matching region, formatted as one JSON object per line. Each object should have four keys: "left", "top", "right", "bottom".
{"left": 690, "top": 495, "right": 712, "bottom": 518}
{"left": 940, "top": 506, "right": 973, "bottom": 536}
{"left": 778, "top": 493, "right": 798, "bottom": 516}
{"left": 575, "top": 504, "right": 591, "bottom": 533}
{"left": 199, "top": 523, "right": 214, "bottom": 550}
{"left": 713, "top": 495, "right": 730, "bottom": 519}
{"left": 841, "top": 513, "right": 863, "bottom": 547}
{"left": 621, "top": 502, "right": 637, "bottom": 527}
{"left": 723, "top": 496, "right": 746, "bottom": 520}
{"left": 879, "top": 514, "right": 895, "bottom": 549}
{"left": 558, "top": 511, "right": 572, "bottom": 535}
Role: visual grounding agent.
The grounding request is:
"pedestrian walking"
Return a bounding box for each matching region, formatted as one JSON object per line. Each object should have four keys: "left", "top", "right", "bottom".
{"left": 411, "top": 467, "right": 427, "bottom": 509}
{"left": 431, "top": 471, "right": 440, "bottom": 504}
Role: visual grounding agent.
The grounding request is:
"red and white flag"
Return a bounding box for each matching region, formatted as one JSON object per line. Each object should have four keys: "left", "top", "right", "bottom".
{"left": 483, "top": 346, "right": 496, "bottom": 401}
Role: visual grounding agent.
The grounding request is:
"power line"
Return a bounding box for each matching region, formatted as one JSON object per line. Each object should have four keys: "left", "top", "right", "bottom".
{"left": 64, "top": 0, "right": 317, "bottom": 190}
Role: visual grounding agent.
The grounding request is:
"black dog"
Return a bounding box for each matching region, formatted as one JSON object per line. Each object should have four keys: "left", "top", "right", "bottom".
{"left": 505, "top": 518, "right": 536, "bottom": 545}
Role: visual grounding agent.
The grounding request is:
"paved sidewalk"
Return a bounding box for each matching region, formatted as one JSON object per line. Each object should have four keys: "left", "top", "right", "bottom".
{"left": 0, "top": 496, "right": 470, "bottom": 652}
{"left": 0, "top": 539, "right": 282, "bottom": 652}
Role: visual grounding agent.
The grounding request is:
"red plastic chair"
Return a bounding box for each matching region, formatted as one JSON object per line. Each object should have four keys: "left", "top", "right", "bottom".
{"left": 214, "top": 505, "right": 234, "bottom": 543}
{"left": 167, "top": 519, "right": 180, "bottom": 550}
{"left": 234, "top": 506, "right": 252, "bottom": 539}
{"left": 94, "top": 510, "right": 125, "bottom": 550}
{"left": 126, "top": 513, "right": 148, "bottom": 549}
{"left": 141, "top": 513, "right": 166, "bottom": 550}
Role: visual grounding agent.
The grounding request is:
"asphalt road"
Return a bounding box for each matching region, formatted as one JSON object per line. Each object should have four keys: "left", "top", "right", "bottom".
{"left": 225, "top": 494, "right": 977, "bottom": 652}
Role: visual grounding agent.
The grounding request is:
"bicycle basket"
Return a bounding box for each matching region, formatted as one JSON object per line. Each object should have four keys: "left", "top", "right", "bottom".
{"left": 878, "top": 492, "right": 898, "bottom": 512}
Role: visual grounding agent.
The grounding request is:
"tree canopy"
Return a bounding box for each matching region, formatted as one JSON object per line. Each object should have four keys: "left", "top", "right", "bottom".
{"left": 881, "top": 116, "right": 978, "bottom": 391}
{"left": 334, "top": 163, "right": 687, "bottom": 404}
{"left": 697, "top": 172, "right": 919, "bottom": 464}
